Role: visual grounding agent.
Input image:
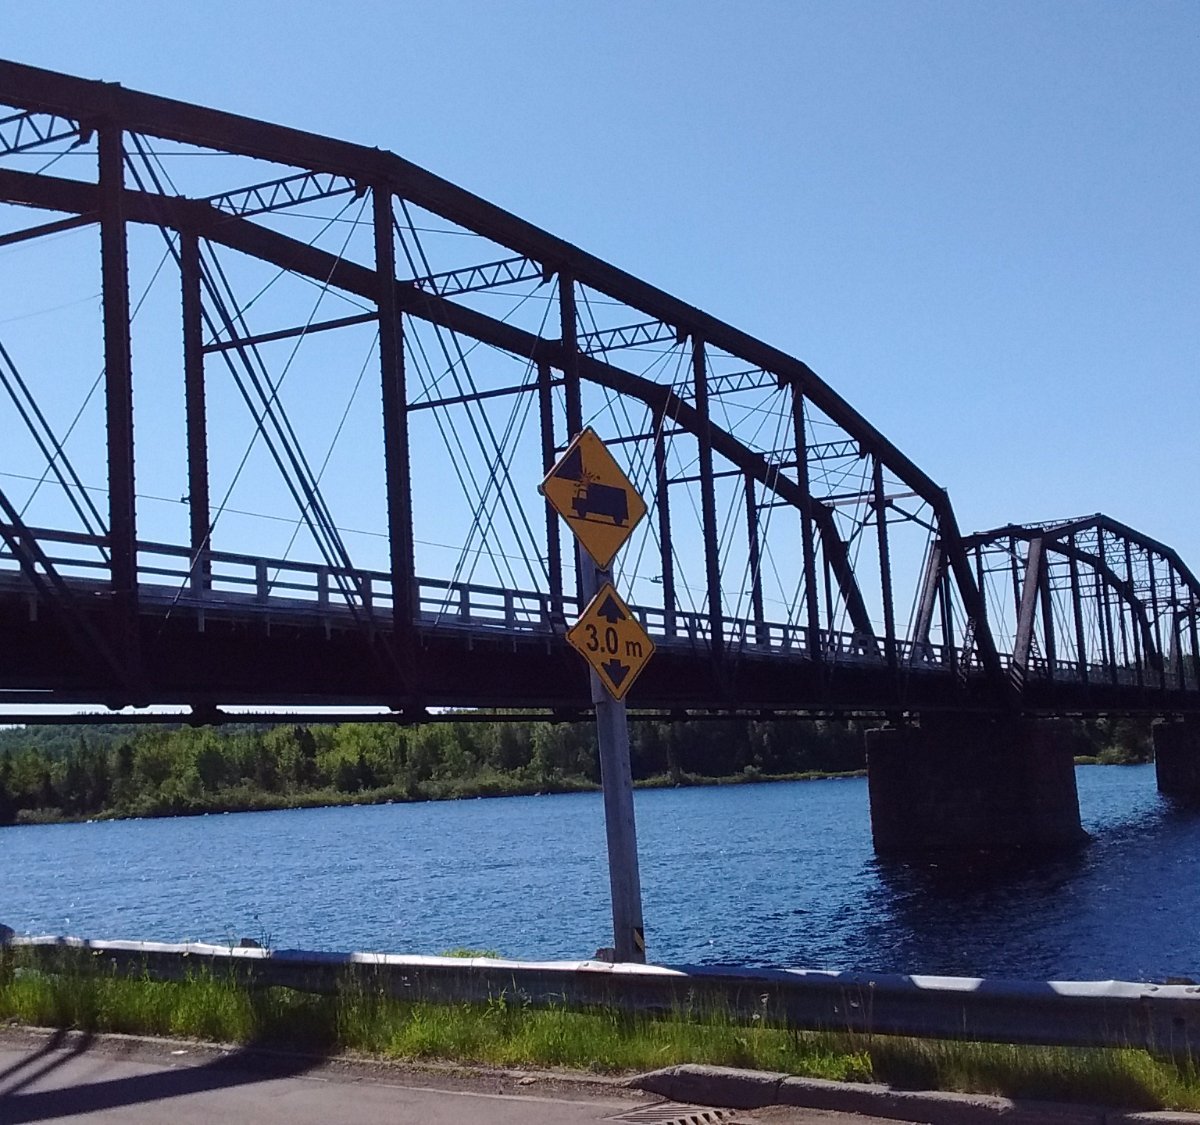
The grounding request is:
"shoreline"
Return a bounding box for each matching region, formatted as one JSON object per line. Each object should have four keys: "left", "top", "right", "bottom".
{"left": 2, "top": 768, "right": 868, "bottom": 828}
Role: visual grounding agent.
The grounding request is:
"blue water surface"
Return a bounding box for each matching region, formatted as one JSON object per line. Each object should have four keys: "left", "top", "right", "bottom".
{"left": 2, "top": 764, "right": 1196, "bottom": 980}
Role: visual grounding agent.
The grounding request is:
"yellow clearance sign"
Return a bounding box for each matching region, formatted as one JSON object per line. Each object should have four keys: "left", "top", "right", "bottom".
{"left": 540, "top": 428, "right": 647, "bottom": 570}
{"left": 566, "top": 582, "right": 655, "bottom": 701}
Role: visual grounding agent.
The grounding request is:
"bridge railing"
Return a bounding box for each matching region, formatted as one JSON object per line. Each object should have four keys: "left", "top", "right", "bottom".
{"left": 417, "top": 577, "right": 558, "bottom": 633}
{"left": 1026, "top": 653, "right": 1198, "bottom": 692}
{"left": 6, "top": 524, "right": 1194, "bottom": 690}
{"left": 0, "top": 525, "right": 961, "bottom": 672}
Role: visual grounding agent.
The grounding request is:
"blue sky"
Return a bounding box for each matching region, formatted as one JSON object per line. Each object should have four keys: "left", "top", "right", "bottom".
{"left": 3, "top": 0, "right": 1198, "bottom": 571}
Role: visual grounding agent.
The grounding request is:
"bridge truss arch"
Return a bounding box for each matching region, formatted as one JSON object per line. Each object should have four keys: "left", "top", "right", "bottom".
{"left": 958, "top": 515, "right": 1200, "bottom": 709}
{"left": 0, "top": 60, "right": 1194, "bottom": 719}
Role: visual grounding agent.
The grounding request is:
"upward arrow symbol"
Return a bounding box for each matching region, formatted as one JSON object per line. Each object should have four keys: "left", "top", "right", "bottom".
{"left": 596, "top": 594, "right": 626, "bottom": 624}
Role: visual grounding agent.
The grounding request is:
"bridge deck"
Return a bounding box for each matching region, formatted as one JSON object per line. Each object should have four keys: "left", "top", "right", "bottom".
{"left": 0, "top": 528, "right": 1193, "bottom": 715}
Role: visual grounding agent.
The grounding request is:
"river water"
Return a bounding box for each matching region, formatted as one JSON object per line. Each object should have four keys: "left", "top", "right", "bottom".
{"left": 2, "top": 764, "right": 1196, "bottom": 981}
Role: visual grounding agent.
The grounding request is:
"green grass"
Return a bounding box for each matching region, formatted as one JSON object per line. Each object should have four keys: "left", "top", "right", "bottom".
{"left": 1, "top": 952, "right": 1197, "bottom": 1110}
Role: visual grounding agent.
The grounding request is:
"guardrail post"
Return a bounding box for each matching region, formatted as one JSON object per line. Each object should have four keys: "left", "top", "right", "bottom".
{"left": 255, "top": 560, "right": 268, "bottom": 603}
{"left": 317, "top": 567, "right": 329, "bottom": 609}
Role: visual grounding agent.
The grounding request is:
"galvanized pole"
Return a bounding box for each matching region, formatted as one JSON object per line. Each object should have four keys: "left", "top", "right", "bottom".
{"left": 580, "top": 557, "right": 647, "bottom": 964}
{"left": 556, "top": 274, "right": 646, "bottom": 964}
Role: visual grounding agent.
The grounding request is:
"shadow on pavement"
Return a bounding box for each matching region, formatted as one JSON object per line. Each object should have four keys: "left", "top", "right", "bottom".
{"left": 0, "top": 1029, "right": 100, "bottom": 1106}
{"left": 0, "top": 1028, "right": 71, "bottom": 1086}
{"left": 0, "top": 1034, "right": 327, "bottom": 1124}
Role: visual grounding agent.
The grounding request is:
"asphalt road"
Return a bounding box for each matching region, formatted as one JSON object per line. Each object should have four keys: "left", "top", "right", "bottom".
{"left": 0, "top": 1028, "right": 906, "bottom": 1125}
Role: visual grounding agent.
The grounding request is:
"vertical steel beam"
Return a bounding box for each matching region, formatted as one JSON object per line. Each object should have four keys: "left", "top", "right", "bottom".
{"left": 558, "top": 274, "right": 584, "bottom": 607}
{"left": 912, "top": 541, "right": 943, "bottom": 663}
{"left": 1092, "top": 566, "right": 1110, "bottom": 672}
{"left": 180, "top": 232, "right": 210, "bottom": 592}
{"left": 559, "top": 274, "right": 583, "bottom": 435}
{"left": 98, "top": 123, "right": 138, "bottom": 680}
{"left": 1008, "top": 535, "right": 1023, "bottom": 618}
{"left": 1167, "top": 567, "right": 1180, "bottom": 689}
{"left": 1068, "top": 544, "right": 1088, "bottom": 685}
{"left": 1125, "top": 540, "right": 1144, "bottom": 687}
{"left": 1116, "top": 590, "right": 1132, "bottom": 679}
{"left": 1012, "top": 537, "right": 1043, "bottom": 688}
{"left": 374, "top": 186, "right": 417, "bottom": 673}
{"left": 939, "top": 566, "right": 957, "bottom": 673}
{"left": 972, "top": 550, "right": 985, "bottom": 617}
{"left": 1189, "top": 601, "right": 1200, "bottom": 692}
{"left": 744, "top": 473, "right": 766, "bottom": 645}
{"left": 873, "top": 459, "right": 897, "bottom": 675}
{"left": 1148, "top": 553, "right": 1166, "bottom": 691}
{"left": 790, "top": 389, "right": 822, "bottom": 658}
{"left": 653, "top": 433, "right": 676, "bottom": 639}
{"left": 537, "top": 360, "right": 564, "bottom": 622}
{"left": 937, "top": 499, "right": 1010, "bottom": 701}
{"left": 692, "top": 339, "right": 723, "bottom": 665}
{"left": 1038, "top": 551, "right": 1057, "bottom": 677}
{"left": 1097, "top": 529, "right": 1118, "bottom": 686}
{"left": 962, "top": 546, "right": 985, "bottom": 677}
{"left": 823, "top": 552, "right": 836, "bottom": 639}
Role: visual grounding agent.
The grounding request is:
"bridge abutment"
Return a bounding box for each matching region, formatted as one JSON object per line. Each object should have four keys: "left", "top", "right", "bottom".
{"left": 1154, "top": 719, "right": 1200, "bottom": 802}
{"left": 866, "top": 717, "right": 1086, "bottom": 855}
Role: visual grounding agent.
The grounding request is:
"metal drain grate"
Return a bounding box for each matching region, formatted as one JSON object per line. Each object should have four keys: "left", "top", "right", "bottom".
{"left": 609, "top": 1102, "right": 732, "bottom": 1125}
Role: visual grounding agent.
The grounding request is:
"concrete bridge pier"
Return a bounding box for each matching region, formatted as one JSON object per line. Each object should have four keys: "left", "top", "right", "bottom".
{"left": 866, "top": 716, "right": 1086, "bottom": 855}
{"left": 1154, "top": 719, "right": 1200, "bottom": 802}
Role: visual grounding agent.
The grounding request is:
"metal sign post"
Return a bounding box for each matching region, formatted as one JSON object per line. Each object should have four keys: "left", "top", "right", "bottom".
{"left": 542, "top": 427, "right": 651, "bottom": 964}
{"left": 579, "top": 559, "right": 646, "bottom": 963}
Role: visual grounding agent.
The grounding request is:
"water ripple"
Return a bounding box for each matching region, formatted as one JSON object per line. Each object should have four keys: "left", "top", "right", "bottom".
{"left": 1, "top": 765, "right": 1196, "bottom": 979}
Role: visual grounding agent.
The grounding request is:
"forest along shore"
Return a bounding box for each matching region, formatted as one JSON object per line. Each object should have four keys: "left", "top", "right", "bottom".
{"left": 0, "top": 715, "right": 1152, "bottom": 826}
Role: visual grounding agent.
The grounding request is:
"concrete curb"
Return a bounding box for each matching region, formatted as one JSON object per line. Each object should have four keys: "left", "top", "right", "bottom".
{"left": 0, "top": 1024, "right": 639, "bottom": 1101}
{"left": 631, "top": 1064, "right": 1200, "bottom": 1124}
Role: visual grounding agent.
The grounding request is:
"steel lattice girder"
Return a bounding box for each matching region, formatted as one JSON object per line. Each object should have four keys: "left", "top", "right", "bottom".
{"left": 0, "top": 107, "right": 80, "bottom": 155}
{"left": 0, "top": 62, "right": 1195, "bottom": 714}
{"left": 0, "top": 163, "right": 893, "bottom": 649}
{"left": 961, "top": 514, "right": 1200, "bottom": 694}
{"left": 22, "top": 58, "right": 1182, "bottom": 708}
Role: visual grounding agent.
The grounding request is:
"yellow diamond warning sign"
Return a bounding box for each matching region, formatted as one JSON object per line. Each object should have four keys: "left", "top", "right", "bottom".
{"left": 540, "top": 428, "right": 647, "bottom": 570}
{"left": 566, "top": 582, "right": 655, "bottom": 701}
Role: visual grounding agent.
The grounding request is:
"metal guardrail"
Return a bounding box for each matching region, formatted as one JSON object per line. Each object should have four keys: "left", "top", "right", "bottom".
{"left": 7, "top": 936, "right": 1199, "bottom": 1056}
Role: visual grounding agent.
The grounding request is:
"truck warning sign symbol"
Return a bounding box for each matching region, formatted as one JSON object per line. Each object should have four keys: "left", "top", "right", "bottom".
{"left": 566, "top": 582, "right": 656, "bottom": 701}
{"left": 540, "top": 428, "right": 647, "bottom": 569}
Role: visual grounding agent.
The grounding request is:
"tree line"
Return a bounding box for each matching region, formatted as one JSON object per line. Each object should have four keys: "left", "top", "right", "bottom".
{"left": 0, "top": 716, "right": 872, "bottom": 824}
{"left": 0, "top": 714, "right": 1151, "bottom": 825}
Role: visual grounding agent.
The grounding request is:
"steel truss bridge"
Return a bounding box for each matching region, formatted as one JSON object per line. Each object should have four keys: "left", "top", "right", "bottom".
{"left": 0, "top": 61, "right": 1196, "bottom": 722}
